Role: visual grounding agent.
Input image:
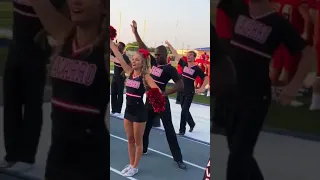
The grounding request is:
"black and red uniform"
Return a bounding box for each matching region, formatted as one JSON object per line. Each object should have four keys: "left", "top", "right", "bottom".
{"left": 217, "top": 0, "right": 307, "bottom": 179}
{"left": 46, "top": 38, "right": 109, "bottom": 179}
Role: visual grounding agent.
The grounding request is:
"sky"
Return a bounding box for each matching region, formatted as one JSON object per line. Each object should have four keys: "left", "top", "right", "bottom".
{"left": 110, "top": 0, "right": 210, "bottom": 49}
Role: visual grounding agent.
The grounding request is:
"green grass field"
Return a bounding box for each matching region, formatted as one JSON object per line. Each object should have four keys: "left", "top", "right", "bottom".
{"left": 0, "top": 2, "right": 13, "bottom": 28}
{"left": 0, "top": 2, "right": 319, "bottom": 136}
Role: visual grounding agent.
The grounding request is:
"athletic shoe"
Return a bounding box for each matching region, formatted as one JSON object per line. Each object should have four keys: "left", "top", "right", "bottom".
{"left": 177, "top": 132, "right": 185, "bottom": 136}
{"left": 176, "top": 161, "right": 187, "bottom": 170}
{"left": 189, "top": 124, "right": 195, "bottom": 132}
{"left": 6, "top": 162, "right": 34, "bottom": 172}
{"left": 114, "top": 113, "right": 121, "bottom": 116}
{"left": 121, "top": 164, "right": 132, "bottom": 174}
{"left": 0, "top": 160, "right": 16, "bottom": 168}
{"left": 123, "top": 167, "right": 138, "bottom": 177}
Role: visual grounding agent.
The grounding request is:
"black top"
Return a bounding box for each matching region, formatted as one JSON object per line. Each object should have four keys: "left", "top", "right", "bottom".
{"left": 149, "top": 55, "right": 181, "bottom": 92}
{"left": 50, "top": 39, "right": 109, "bottom": 116}
{"left": 113, "top": 54, "right": 130, "bottom": 79}
{"left": 125, "top": 74, "right": 146, "bottom": 105}
{"left": 219, "top": 0, "right": 307, "bottom": 96}
{"left": 179, "top": 59, "right": 206, "bottom": 93}
{"left": 12, "top": 0, "right": 65, "bottom": 44}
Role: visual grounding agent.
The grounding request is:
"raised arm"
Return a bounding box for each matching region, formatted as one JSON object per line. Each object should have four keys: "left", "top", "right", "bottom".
{"left": 29, "top": 0, "right": 74, "bottom": 43}
{"left": 131, "top": 20, "right": 148, "bottom": 49}
{"left": 110, "top": 40, "right": 132, "bottom": 74}
{"left": 165, "top": 40, "right": 182, "bottom": 62}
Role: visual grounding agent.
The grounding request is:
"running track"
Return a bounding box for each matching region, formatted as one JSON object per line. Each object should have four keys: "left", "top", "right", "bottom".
{"left": 110, "top": 116, "right": 209, "bottom": 180}
{"left": 0, "top": 102, "right": 209, "bottom": 180}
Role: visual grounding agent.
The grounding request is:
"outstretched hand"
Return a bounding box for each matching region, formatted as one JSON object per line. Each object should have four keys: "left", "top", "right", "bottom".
{"left": 131, "top": 20, "right": 137, "bottom": 33}
{"left": 165, "top": 40, "right": 171, "bottom": 46}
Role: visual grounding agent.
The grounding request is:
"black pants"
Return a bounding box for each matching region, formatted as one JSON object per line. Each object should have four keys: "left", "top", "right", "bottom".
{"left": 143, "top": 97, "right": 183, "bottom": 162}
{"left": 211, "top": 95, "right": 237, "bottom": 136}
{"left": 226, "top": 95, "right": 270, "bottom": 180}
{"left": 179, "top": 92, "right": 196, "bottom": 133}
{"left": 3, "top": 44, "right": 46, "bottom": 164}
{"left": 111, "top": 76, "right": 125, "bottom": 113}
{"left": 45, "top": 109, "right": 109, "bottom": 180}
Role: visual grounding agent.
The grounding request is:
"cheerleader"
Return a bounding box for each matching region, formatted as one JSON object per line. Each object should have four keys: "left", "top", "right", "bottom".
{"left": 110, "top": 40, "right": 162, "bottom": 177}
{"left": 129, "top": 20, "right": 186, "bottom": 169}
{"left": 29, "top": 0, "right": 109, "bottom": 179}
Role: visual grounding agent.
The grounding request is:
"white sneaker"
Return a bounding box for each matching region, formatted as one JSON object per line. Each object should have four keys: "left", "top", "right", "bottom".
{"left": 123, "top": 167, "right": 138, "bottom": 177}
{"left": 121, "top": 164, "right": 132, "bottom": 174}
{"left": 6, "top": 162, "right": 34, "bottom": 172}
{"left": 114, "top": 113, "right": 121, "bottom": 116}
{"left": 0, "top": 160, "right": 16, "bottom": 168}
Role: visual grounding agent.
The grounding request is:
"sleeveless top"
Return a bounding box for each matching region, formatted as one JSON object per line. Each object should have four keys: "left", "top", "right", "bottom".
{"left": 125, "top": 74, "right": 146, "bottom": 105}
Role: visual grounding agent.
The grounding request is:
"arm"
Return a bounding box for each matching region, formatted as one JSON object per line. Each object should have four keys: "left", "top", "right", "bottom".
{"left": 299, "top": 3, "right": 312, "bottom": 39}
{"left": 165, "top": 41, "right": 182, "bottom": 63}
{"left": 164, "top": 67, "right": 184, "bottom": 96}
{"left": 195, "top": 69, "right": 209, "bottom": 93}
{"left": 131, "top": 20, "right": 148, "bottom": 49}
{"left": 110, "top": 40, "right": 132, "bottom": 74}
{"left": 144, "top": 74, "right": 161, "bottom": 91}
{"left": 29, "top": 0, "right": 74, "bottom": 43}
{"left": 280, "top": 19, "right": 312, "bottom": 102}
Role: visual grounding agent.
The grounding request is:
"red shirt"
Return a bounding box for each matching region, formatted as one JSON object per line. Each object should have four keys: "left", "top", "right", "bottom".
{"left": 177, "top": 56, "right": 187, "bottom": 74}
{"left": 195, "top": 59, "right": 206, "bottom": 72}
{"left": 216, "top": 0, "right": 249, "bottom": 39}
{"left": 272, "top": 0, "right": 307, "bottom": 34}
{"left": 308, "top": 0, "right": 316, "bottom": 9}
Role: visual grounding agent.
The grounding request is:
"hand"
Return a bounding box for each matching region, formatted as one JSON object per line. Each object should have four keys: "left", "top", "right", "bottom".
{"left": 278, "top": 87, "right": 295, "bottom": 106}
{"left": 196, "top": 88, "right": 205, "bottom": 94}
{"left": 131, "top": 20, "right": 137, "bottom": 33}
{"left": 165, "top": 40, "right": 171, "bottom": 46}
{"left": 110, "top": 39, "right": 116, "bottom": 48}
{"left": 301, "top": 32, "right": 308, "bottom": 40}
{"left": 278, "top": 92, "right": 294, "bottom": 106}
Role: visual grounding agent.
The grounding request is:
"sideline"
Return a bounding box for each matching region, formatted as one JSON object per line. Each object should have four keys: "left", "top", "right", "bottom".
{"left": 111, "top": 114, "right": 210, "bottom": 146}
{"left": 110, "top": 167, "right": 139, "bottom": 180}
{"left": 111, "top": 134, "right": 206, "bottom": 170}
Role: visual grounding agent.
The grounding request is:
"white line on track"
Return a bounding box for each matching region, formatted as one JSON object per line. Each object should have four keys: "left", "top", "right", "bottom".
{"left": 111, "top": 134, "right": 206, "bottom": 170}
{"left": 110, "top": 167, "right": 139, "bottom": 180}
{"left": 111, "top": 114, "right": 210, "bottom": 147}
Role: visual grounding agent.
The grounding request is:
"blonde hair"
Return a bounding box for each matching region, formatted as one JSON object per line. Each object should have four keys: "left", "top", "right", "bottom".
{"left": 128, "top": 53, "right": 151, "bottom": 91}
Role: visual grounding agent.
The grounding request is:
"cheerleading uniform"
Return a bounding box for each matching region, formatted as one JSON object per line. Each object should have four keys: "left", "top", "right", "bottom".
{"left": 3, "top": 0, "right": 65, "bottom": 165}
{"left": 124, "top": 74, "right": 147, "bottom": 123}
{"left": 219, "top": 0, "right": 307, "bottom": 179}
{"left": 178, "top": 59, "right": 206, "bottom": 134}
{"left": 45, "top": 39, "right": 109, "bottom": 179}
{"left": 143, "top": 56, "right": 184, "bottom": 163}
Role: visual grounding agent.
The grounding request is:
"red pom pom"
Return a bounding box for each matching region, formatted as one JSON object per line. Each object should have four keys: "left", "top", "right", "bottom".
{"left": 146, "top": 88, "right": 166, "bottom": 113}
{"left": 110, "top": 26, "right": 117, "bottom": 40}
